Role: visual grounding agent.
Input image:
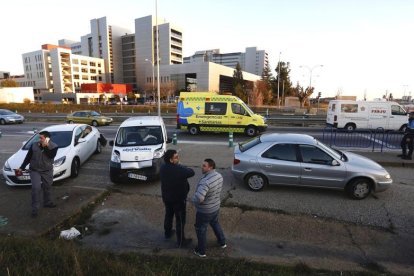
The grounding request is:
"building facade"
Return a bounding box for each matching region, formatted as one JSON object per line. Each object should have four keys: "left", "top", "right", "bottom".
{"left": 22, "top": 44, "right": 105, "bottom": 101}
{"left": 184, "top": 47, "right": 268, "bottom": 77}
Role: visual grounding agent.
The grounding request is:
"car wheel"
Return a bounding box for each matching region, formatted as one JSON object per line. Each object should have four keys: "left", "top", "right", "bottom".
{"left": 245, "top": 125, "right": 257, "bottom": 137}
{"left": 70, "top": 158, "right": 80, "bottom": 178}
{"left": 188, "top": 125, "right": 199, "bottom": 135}
{"left": 68, "top": 120, "right": 74, "bottom": 124}
{"left": 95, "top": 140, "right": 102, "bottom": 154}
{"left": 344, "top": 123, "right": 356, "bottom": 131}
{"left": 346, "top": 178, "right": 372, "bottom": 199}
{"left": 0, "top": 119, "right": 6, "bottom": 125}
{"left": 245, "top": 173, "right": 267, "bottom": 191}
{"left": 92, "top": 120, "right": 99, "bottom": 127}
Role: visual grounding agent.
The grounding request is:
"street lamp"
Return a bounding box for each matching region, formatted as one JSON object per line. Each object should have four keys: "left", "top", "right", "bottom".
{"left": 299, "top": 64, "right": 324, "bottom": 89}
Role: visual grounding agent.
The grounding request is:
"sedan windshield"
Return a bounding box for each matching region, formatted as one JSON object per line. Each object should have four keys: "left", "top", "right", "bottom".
{"left": 23, "top": 131, "right": 73, "bottom": 150}
{"left": 90, "top": 111, "right": 101, "bottom": 116}
{"left": 0, "top": 109, "right": 14, "bottom": 115}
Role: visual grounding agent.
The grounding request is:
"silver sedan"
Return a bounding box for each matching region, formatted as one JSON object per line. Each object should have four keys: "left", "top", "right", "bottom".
{"left": 231, "top": 133, "right": 392, "bottom": 199}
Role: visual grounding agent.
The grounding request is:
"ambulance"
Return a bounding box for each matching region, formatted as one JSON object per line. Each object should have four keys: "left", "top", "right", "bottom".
{"left": 176, "top": 92, "right": 267, "bottom": 136}
{"left": 326, "top": 100, "right": 408, "bottom": 131}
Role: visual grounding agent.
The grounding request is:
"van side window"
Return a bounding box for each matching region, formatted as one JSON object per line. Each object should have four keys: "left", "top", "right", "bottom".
{"left": 231, "top": 103, "right": 248, "bottom": 116}
{"left": 391, "top": 105, "right": 406, "bottom": 116}
{"left": 205, "top": 102, "right": 227, "bottom": 115}
{"left": 331, "top": 103, "right": 336, "bottom": 111}
{"left": 341, "top": 104, "right": 358, "bottom": 113}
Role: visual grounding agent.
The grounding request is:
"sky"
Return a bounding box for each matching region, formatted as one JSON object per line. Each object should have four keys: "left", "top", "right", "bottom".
{"left": 1, "top": 0, "right": 414, "bottom": 100}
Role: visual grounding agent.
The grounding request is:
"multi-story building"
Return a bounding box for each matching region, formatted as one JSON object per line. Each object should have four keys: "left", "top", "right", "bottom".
{"left": 22, "top": 44, "right": 105, "bottom": 101}
{"left": 133, "top": 15, "right": 183, "bottom": 91}
{"left": 184, "top": 47, "right": 268, "bottom": 77}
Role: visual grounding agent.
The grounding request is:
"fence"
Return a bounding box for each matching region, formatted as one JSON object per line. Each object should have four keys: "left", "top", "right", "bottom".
{"left": 322, "top": 127, "right": 403, "bottom": 152}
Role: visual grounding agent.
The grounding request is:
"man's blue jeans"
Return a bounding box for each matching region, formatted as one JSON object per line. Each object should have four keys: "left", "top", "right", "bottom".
{"left": 194, "top": 210, "right": 226, "bottom": 255}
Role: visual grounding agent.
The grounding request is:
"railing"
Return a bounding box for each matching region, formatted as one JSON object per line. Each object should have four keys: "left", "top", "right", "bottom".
{"left": 322, "top": 126, "right": 403, "bottom": 152}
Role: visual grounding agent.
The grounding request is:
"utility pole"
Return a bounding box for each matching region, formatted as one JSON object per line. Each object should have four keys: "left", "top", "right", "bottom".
{"left": 277, "top": 52, "right": 281, "bottom": 109}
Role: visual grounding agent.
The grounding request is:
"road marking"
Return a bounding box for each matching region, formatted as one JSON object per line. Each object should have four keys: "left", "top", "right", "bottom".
{"left": 72, "top": 186, "right": 107, "bottom": 191}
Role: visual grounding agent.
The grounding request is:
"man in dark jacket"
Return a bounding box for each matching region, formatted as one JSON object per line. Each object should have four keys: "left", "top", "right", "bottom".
{"left": 399, "top": 112, "right": 414, "bottom": 160}
{"left": 16, "top": 130, "right": 58, "bottom": 217}
{"left": 160, "top": 149, "right": 195, "bottom": 247}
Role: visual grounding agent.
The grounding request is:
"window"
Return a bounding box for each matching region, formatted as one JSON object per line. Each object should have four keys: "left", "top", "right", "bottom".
{"left": 205, "top": 102, "right": 227, "bottom": 115}
{"left": 262, "top": 144, "right": 297, "bottom": 161}
{"left": 341, "top": 104, "right": 358, "bottom": 113}
{"left": 231, "top": 103, "right": 248, "bottom": 116}
{"left": 299, "top": 145, "right": 333, "bottom": 165}
{"left": 391, "top": 105, "right": 406, "bottom": 116}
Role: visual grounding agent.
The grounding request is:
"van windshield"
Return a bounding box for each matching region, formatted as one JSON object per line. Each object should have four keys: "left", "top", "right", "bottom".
{"left": 241, "top": 102, "right": 254, "bottom": 115}
{"left": 115, "top": 126, "right": 163, "bottom": 147}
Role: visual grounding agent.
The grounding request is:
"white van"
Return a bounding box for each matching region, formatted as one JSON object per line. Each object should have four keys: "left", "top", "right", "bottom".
{"left": 109, "top": 116, "right": 171, "bottom": 183}
{"left": 326, "top": 100, "right": 408, "bottom": 131}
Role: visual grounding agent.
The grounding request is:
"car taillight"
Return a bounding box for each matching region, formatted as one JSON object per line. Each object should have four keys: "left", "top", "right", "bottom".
{"left": 233, "top": 158, "right": 240, "bottom": 165}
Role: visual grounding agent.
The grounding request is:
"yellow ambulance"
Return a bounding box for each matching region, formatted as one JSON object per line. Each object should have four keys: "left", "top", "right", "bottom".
{"left": 176, "top": 92, "right": 267, "bottom": 136}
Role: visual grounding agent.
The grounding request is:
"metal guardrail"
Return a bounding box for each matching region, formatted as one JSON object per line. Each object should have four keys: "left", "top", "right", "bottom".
{"left": 322, "top": 126, "right": 403, "bottom": 152}
{"left": 21, "top": 113, "right": 327, "bottom": 127}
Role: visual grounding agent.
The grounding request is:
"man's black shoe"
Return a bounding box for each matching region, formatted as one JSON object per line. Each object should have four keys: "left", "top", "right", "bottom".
{"left": 31, "top": 212, "right": 38, "bottom": 218}
{"left": 177, "top": 238, "right": 192, "bottom": 248}
{"left": 43, "top": 202, "right": 57, "bottom": 208}
{"left": 402, "top": 156, "right": 412, "bottom": 160}
{"left": 397, "top": 154, "right": 405, "bottom": 157}
{"left": 164, "top": 229, "right": 176, "bottom": 240}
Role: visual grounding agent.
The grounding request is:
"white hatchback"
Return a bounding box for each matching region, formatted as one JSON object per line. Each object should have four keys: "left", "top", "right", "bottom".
{"left": 2, "top": 124, "right": 104, "bottom": 186}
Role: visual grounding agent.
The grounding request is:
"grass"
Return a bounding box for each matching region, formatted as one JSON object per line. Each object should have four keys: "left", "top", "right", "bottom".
{"left": 0, "top": 235, "right": 379, "bottom": 276}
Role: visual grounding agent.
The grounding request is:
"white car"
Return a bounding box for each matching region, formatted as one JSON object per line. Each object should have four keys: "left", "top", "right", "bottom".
{"left": 2, "top": 124, "right": 104, "bottom": 186}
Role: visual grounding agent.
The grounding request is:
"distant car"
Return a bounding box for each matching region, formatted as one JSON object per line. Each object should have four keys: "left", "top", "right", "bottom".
{"left": 231, "top": 133, "right": 392, "bottom": 199}
{"left": 2, "top": 124, "right": 104, "bottom": 186}
{"left": 0, "top": 109, "right": 25, "bottom": 125}
{"left": 66, "top": 110, "right": 113, "bottom": 126}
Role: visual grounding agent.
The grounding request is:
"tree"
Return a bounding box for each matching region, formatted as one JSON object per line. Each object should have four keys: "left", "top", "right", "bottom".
{"left": 0, "top": 79, "right": 19, "bottom": 87}
{"left": 249, "top": 82, "right": 264, "bottom": 106}
{"left": 272, "top": 61, "right": 293, "bottom": 105}
{"left": 159, "top": 81, "right": 177, "bottom": 102}
{"left": 255, "top": 80, "right": 272, "bottom": 105}
{"left": 232, "top": 62, "right": 247, "bottom": 102}
{"left": 292, "top": 82, "right": 314, "bottom": 108}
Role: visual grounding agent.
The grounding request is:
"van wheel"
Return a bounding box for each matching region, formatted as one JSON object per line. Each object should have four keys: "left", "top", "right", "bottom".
{"left": 344, "top": 123, "right": 356, "bottom": 131}
{"left": 245, "top": 126, "right": 257, "bottom": 137}
{"left": 110, "top": 169, "right": 121, "bottom": 184}
{"left": 188, "top": 125, "right": 199, "bottom": 135}
{"left": 400, "top": 124, "right": 407, "bottom": 132}
{"left": 245, "top": 173, "right": 267, "bottom": 191}
{"left": 95, "top": 140, "right": 102, "bottom": 154}
{"left": 346, "top": 178, "right": 372, "bottom": 199}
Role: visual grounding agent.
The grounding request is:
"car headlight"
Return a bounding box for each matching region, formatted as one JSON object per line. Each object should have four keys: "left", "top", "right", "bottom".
{"left": 111, "top": 151, "right": 120, "bottom": 163}
{"left": 54, "top": 156, "right": 66, "bottom": 167}
{"left": 4, "top": 161, "right": 11, "bottom": 172}
{"left": 384, "top": 174, "right": 391, "bottom": 179}
{"left": 153, "top": 148, "right": 164, "bottom": 159}
{"left": 102, "top": 119, "right": 107, "bottom": 122}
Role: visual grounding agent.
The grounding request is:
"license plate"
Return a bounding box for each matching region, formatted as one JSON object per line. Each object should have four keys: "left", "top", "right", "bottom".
{"left": 19, "top": 175, "right": 31, "bottom": 180}
{"left": 127, "top": 173, "right": 147, "bottom": 181}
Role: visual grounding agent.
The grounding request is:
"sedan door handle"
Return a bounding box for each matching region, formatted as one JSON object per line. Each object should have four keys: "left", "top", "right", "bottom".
{"left": 265, "top": 164, "right": 272, "bottom": 168}
{"left": 304, "top": 168, "right": 312, "bottom": 171}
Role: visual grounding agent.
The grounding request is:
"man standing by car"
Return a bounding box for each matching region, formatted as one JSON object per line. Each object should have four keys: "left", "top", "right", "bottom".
{"left": 192, "top": 158, "right": 226, "bottom": 258}
{"left": 16, "top": 131, "right": 58, "bottom": 217}
{"left": 399, "top": 112, "right": 414, "bottom": 160}
{"left": 160, "top": 149, "right": 195, "bottom": 248}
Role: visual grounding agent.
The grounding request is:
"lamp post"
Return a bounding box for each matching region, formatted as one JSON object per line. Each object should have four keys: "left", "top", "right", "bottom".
{"left": 277, "top": 52, "right": 281, "bottom": 108}
{"left": 145, "top": 58, "right": 155, "bottom": 102}
{"left": 155, "top": 0, "right": 161, "bottom": 117}
{"left": 299, "top": 64, "right": 324, "bottom": 89}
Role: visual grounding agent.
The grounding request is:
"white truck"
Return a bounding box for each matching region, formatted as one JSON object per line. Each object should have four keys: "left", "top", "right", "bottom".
{"left": 326, "top": 100, "right": 408, "bottom": 131}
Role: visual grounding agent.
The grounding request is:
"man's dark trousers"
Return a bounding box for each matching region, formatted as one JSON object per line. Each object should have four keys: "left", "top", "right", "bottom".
{"left": 164, "top": 200, "right": 187, "bottom": 244}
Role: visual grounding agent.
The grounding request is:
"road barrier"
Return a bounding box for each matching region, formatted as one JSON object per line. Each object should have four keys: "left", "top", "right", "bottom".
{"left": 322, "top": 127, "right": 403, "bottom": 152}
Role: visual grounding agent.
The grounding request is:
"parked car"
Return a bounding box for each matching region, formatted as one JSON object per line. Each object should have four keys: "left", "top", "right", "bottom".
{"left": 231, "top": 133, "right": 392, "bottom": 199}
{"left": 0, "top": 109, "right": 25, "bottom": 125}
{"left": 2, "top": 124, "right": 104, "bottom": 186}
{"left": 66, "top": 110, "right": 113, "bottom": 126}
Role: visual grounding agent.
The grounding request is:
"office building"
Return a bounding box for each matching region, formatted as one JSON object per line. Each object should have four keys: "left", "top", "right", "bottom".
{"left": 184, "top": 47, "right": 268, "bottom": 76}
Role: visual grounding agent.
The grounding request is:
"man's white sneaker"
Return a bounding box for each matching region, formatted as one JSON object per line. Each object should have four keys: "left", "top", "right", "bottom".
{"left": 220, "top": 244, "right": 227, "bottom": 249}
{"left": 193, "top": 249, "right": 206, "bottom": 258}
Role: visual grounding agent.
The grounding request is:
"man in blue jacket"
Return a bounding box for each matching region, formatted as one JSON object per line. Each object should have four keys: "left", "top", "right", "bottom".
{"left": 399, "top": 112, "right": 414, "bottom": 160}
{"left": 16, "top": 131, "right": 58, "bottom": 217}
{"left": 160, "top": 149, "right": 195, "bottom": 248}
